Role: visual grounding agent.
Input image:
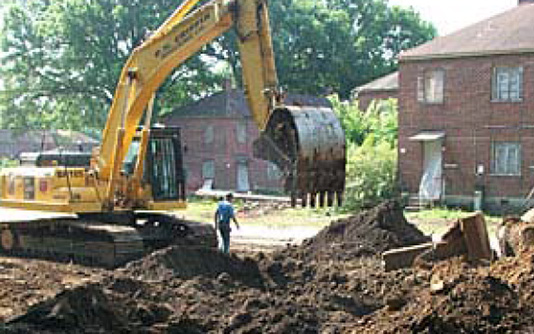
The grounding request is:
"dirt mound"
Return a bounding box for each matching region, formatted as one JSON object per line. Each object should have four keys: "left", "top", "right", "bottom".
{"left": 5, "top": 283, "right": 126, "bottom": 333}
{"left": 120, "top": 245, "right": 265, "bottom": 288}
{"left": 352, "top": 256, "right": 534, "bottom": 334}
{"left": 9, "top": 203, "right": 534, "bottom": 334}
{"left": 3, "top": 249, "right": 401, "bottom": 333}
{"left": 301, "top": 201, "right": 429, "bottom": 260}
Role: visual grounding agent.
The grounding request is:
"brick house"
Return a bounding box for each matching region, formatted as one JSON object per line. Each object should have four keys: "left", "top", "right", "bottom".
{"left": 398, "top": 0, "right": 534, "bottom": 212}
{"left": 0, "top": 129, "right": 98, "bottom": 159}
{"left": 163, "top": 87, "right": 331, "bottom": 193}
{"left": 351, "top": 71, "right": 398, "bottom": 111}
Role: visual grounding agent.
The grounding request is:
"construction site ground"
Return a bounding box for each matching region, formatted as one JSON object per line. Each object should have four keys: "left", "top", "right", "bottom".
{"left": 2, "top": 201, "right": 533, "bottom": 333}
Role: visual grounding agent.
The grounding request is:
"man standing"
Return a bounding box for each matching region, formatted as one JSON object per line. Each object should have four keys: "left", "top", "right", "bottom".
{"left": 214, "top": 193, "right": 240, "bottom": 253}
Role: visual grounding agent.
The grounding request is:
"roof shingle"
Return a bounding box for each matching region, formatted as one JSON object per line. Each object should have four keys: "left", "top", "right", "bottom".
{"left": 166, "top": 89, "right": 331, "bottom": 119}
{"left": 400, "top": 3, "right": 534, "bottom": 60}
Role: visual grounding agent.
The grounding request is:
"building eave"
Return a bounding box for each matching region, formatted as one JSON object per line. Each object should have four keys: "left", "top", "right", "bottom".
{"left": 400, "top": 48, "right": 534, "bottom": 63}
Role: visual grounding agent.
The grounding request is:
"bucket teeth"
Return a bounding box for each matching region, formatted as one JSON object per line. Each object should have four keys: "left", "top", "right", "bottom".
{"left": 292, "top": 191, "right": 343, "bottom": 208}
{"left": 254, "top": 105, "right": 346, "bottom": 208}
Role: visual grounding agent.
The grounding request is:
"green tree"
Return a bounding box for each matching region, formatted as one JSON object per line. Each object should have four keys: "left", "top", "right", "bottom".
{"left": 330, "top": 95, "right": 398, "bottom": 146}
{"left": 197, "top": 0, "right": 436, "bottom": 99}
{"left": 0, "top": 0, "right": 434, "bottom": 132}
{"left": 0, "top": 0, "right": 224, "bottom": 131}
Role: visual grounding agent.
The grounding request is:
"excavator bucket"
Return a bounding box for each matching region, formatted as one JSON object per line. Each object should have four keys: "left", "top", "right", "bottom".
{"left": 253, "top": 106, "right": 346, "bottom": 207}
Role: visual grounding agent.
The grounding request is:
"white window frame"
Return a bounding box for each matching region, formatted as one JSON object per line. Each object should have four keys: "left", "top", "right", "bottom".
{"left": 417, "top": 69, "right": 444, "bottom": 104}
{"left": 492, "top": 66, "right": 523, "bottom": 102}
{"left": 492, "top": 142, "right": 521, "bottom": 176}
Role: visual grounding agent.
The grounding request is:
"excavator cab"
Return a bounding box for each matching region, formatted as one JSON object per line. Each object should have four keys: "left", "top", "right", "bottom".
{"left": 144, "top": 127, "right": 186, "bottom": 202}
{"left": 254, "top": 106, "right": 346, "bottom": 207}
{"left": 122, "top": 126, "right": 186, "bottom": 203}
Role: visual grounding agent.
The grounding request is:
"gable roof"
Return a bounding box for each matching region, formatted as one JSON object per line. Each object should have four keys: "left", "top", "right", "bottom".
{"left": 400, "top": 3, "right": 534, "bottom": 61}
{"left": 165, "top": 89, "right": 331, "bottom": 119}
{"left": 352, "top": 72, "right": 398, "bottom": 95}
{"left": 0, "top": 129, "right": 98, "bottom": 145}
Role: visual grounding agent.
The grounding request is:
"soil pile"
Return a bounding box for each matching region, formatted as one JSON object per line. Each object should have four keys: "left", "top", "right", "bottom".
{"left": 4, "top": 256, "right": 400, "bottom": 333}
{"left": 5, "top": 283, "right": 126, "bottom": 333}
{"left": 352, "top": 256, "right": 534, "bottom": 334}
{"left": 8, "top": 201, "right": 534, "bottom": 333}
{"left": 121, "top": 246, "right": 264, "bottom": 288}
{"left": 0, "top": 258, "right": 102, "bottom": 322}
{"left": 301, "top": 200, "right": 429, "bottom": 260}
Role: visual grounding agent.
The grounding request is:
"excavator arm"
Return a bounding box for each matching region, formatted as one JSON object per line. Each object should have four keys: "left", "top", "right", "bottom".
{"left": 97, "top": 0, "right": 345, "bottom": 208}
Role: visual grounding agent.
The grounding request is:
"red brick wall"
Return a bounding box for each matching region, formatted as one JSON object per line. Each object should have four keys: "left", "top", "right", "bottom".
{"left": 398, "top": 53, "right": 534, "bottom": 204}
{"left": 165, "top": 116, "right": 283, "bottom": 193}
{"left": 358, "top": 90, "right": 398, "bottom": 111}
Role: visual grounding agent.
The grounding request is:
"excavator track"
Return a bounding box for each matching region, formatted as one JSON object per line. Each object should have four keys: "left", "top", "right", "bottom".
{"left": 0, "top": 209, "right": 217, "bottom": 268}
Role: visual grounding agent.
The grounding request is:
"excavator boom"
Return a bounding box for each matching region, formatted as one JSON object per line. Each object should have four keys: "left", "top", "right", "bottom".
{"left": 98, "top": 0, "right": 346, "bottom": 207}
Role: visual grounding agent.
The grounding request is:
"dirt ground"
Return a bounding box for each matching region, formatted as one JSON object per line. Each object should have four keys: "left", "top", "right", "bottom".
{"left": 2, "top": 201, "right": 534, "bottom": 333}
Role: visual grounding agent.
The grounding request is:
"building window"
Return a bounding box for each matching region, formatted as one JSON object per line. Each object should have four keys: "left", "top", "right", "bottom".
{"left": 492, "top": 142, "right": 521, "bottom": 176}
{"left": 417, "top": 69, "right": 444, "bottom": 104}
{"left": 267, "top": 162, "right": 282, "bottom": 180}
{"left": 236, "top": 121, "right": 246, "bottom": 144}
{"left": 492, "top": 67, "right": 523, "bottom": 102}
{"left": 204, "top": 125, "right": 214, "bottom": 144}
{"left": 202, "top": 160, "right": 215, "bottom": 179}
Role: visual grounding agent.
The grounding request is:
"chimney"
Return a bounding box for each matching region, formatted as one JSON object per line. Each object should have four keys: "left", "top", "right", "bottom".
{"left": 519, "top": 0, "right": 534, "bottom": 5}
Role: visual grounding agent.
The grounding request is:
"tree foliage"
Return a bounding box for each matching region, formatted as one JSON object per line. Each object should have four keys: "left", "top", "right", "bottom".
{"left": 0, "top": 0, "right": 224, "bottom": 131}
{"left": 274, "top": 0, "right": 435, "bottom": 98}
{"left": 331, "top": 96, "right": 398, "bottom": 210}
{"left": 0, "top": 0, "right": 435, "bottom": 132}
{"left": 331, "top": 96, "right": 398, "bottom": 146}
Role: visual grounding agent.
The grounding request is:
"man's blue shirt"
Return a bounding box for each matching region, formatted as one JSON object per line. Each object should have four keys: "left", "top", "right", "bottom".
{"left": 216, "top": 201, "right": 234, "bottom": 226}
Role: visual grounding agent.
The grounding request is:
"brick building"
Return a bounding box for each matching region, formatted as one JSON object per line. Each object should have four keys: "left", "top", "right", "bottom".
{"left": 398, "top": 0, "right": 534, "bottom": 212}
{"left": 163, "top": 88, "right": 330, "bottom": 193}
{"left": 0, "top": 129, "right": 98, "bottom": 159}
{"left": 351, "top": 72, "right": 398, "bottom": 111}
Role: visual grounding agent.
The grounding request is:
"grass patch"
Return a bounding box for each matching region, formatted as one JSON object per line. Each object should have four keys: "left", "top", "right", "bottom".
{"left": 176, "top": 199, "right": 504, "bottom": 238}
{"left": 406, "top": 207, "right": 502, "bottom": 237}
{"left": 175, "top": 198, "right": 348, "bottom": 228}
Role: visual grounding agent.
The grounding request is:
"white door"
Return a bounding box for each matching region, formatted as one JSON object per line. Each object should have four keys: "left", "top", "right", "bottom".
{"left": 237, "top": 163, "right": 250, "bottom": 192}
{"left": 419, "top": 140, "right": 442, "bottom": 201}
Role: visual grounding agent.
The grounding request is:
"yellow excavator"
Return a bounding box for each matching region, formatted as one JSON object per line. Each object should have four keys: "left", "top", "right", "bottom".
{"left": 0, "top": 0, "right": 345, "bottom": 267}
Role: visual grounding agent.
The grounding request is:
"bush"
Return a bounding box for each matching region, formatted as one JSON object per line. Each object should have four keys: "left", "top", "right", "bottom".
{"left": 343, "top": 136, "right": 397, "bottom": 210}
{"left": 330, "top": 95, "right": 399, "bottom": 210}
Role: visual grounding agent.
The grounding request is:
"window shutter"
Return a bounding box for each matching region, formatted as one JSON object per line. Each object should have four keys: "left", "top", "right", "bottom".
{"left": 518, "top": 67, "right": 524, "bottom": 100}
{"left": 417, "top": 75, "right": 424, "bottom": 102}
{"left": 436, "top": 70, "right": 444, "bottom": 103}
{"left": 491, "top": 67, "right": 497, "bottom": 100}
{"left": 204, "top": 125, "right": 214, "bottom": 144}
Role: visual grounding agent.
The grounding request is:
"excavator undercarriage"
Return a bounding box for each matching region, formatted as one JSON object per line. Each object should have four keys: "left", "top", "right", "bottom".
{"left": 0, "top": 210, "right": 216, "bottom": 268}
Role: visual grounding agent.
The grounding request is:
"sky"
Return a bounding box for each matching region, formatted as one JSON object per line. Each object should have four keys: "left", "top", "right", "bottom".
{"left": 388, "top": 0, "right": 518, "bottom": 36}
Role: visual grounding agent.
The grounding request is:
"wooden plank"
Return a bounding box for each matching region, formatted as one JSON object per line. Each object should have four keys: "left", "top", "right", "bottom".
{"left": 459, "top": 213, "right": 492, "bottom": 261}
{"left": 382, "top": 242, "right": 433, "bottom": 271}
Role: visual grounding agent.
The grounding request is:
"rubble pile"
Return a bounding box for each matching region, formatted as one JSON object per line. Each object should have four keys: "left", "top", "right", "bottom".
{"left": 4, "top": 201, "right": 534, "bottom": 333}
